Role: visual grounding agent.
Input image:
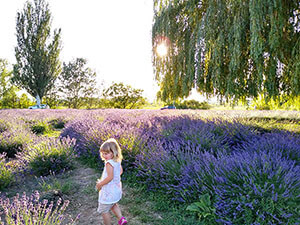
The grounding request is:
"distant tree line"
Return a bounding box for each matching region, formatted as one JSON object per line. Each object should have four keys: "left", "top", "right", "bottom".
{"left": 0, "top": 0, "right": 147, "bottom": 109}
{"left": 0, "top": 58, "right": 146, "bottom": 109}
{"left": 174, "top": 100, "right": 211, "bottom": 110}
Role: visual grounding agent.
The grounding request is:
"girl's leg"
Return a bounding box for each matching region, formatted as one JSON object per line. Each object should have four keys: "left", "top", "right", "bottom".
{"left": 101, "top": 212, "right": 111, "bottom": 225}
{"left": 111, "top": 203, "right": 122, "bottom": 220}
{"left": 111, "top": 204, "right": 127, "bottom": 225}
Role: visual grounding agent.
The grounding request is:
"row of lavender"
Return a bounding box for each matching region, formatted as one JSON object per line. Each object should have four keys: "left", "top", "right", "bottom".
{"left": 60, "top": 109, "right": 300, "bottom": 224}
{"left": 0, "top": 109, "right": 299, "bottom": 224}
{"left": 0, "top": 109, "right": 79, "bottom": 177}
{"left": 0, "top": 109, "right": 85, "bottom": 224}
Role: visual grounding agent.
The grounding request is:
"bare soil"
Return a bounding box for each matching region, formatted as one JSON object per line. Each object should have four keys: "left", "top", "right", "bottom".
{"left": 62, "top": 161, "right": 144, "bottom": 225}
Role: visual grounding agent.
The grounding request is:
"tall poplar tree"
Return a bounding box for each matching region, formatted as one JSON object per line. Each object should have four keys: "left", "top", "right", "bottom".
{"left": 152, "top": 0, "right": 300, "bottom": 103}
{"left": 13, "top": 0, "right": 62, "bottom": 106}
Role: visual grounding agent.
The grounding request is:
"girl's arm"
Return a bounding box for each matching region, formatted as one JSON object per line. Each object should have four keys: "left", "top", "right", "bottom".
{"left": 120, "top": 165, "right": 123, "bottom": 175}
{"left": 96, "top": 162, "right": 114, "bottom": 190}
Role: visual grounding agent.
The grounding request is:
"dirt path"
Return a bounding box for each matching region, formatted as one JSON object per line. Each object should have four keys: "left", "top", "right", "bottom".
{"left": 5, "top": 160, "right": 153, "bottom": 225}
{"left": 63, "top": 161, "right": 141, "bottom": 225}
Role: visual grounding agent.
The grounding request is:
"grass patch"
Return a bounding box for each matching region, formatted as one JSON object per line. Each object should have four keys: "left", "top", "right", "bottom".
{"left": 240, "top": 116, "right": 300, "bottom": 134}
{"left": 78, "top": 155, "right": 101, "bottom": 170}
{"left": 43, "top": 130, "right": 61, "bottom": 138}
{"left": 38, "top": 174, "right": 77, "bottom": 195}
{"left": 82, "top": 181, "right": 98, "bottom": 195}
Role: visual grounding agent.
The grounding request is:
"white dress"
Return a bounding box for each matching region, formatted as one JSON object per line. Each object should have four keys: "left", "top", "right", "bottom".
{"left": 98, "top": 159, "right": 122, "bottom": 204}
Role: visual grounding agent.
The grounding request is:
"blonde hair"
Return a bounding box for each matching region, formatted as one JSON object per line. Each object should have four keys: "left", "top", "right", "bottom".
{"left": 99, "top": 138, "right": 123, "bottom": 162}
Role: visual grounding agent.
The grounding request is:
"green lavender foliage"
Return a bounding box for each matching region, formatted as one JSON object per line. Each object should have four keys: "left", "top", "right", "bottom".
{"left": 0, "top": 153, "right": 15, "bottom": 190}
{"left": 24, "top": 137, "right": 76, "bottom": 176}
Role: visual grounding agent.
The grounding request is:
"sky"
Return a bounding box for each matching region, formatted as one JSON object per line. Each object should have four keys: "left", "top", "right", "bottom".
{"left": 0, "top": 0, "right": 162, "bottom": 102}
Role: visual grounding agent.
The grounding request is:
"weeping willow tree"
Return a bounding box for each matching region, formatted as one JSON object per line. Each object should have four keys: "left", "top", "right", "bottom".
{"left": 152, "top": 0, "right": 300, "bottom": 103}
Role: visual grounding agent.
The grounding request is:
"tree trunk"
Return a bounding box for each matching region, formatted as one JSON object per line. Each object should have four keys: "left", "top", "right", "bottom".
{"left": 36, "top": 94, "right": 41, "bottom": 106}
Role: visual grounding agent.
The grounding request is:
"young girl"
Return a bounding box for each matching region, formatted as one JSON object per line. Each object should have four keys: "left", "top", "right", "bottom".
{"left": 96, "top": 138, "right": 127, "bottom": 225}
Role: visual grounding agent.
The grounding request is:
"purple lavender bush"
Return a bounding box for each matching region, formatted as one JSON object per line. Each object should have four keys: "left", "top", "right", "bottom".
{"left": 2, "top": 109, "right": 298, "bottom": 224}
{"left": 60, "top": 110, "right": 158, "bottom": 169}
{"left": 0, "top": 120, "right": 9, "bottom": 133}
{"left": 0, "top": 191, "right": 77, "bottom": 224}
{"left": 0, "top": 110, "right": 80, "bottom": 180}
{"left": 17, "top": 137, "right": 76, "bottom": 176}
{"left": 0, "top": 153, "right": 15, "bottom": 190}
{"left": 214, "top": 150, "right": 300, "bottom": 224}
{"left": 237, "top": 131, "right": 300, "bottom": 165}
{"left": 0, "top": 125, "right": 34, "bottom": 158}
{"left": 130, "top": 112, "right": 300, "bottom": 224}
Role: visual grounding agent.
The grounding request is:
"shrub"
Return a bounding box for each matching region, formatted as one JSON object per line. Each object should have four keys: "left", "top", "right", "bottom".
{"left": 0, "top": 191, "right": 78, "bottom": 224}
{"left": 176, "top": 100, "right": 211, "bottom": 109}
{"left": 0, "top": 141, "right": 23, "bottom": 158}
{"left": 134, "top": 116, "right": 299, "bottom": 223}
{"left": 49, "top": 118, "right": 67, "bottom": 129}
{"left": 215, "top": 119, "right": 258, "bottom": 150}
{"left": 0, "top": 120, "right": 9, "bottom": 133}
{"left": 214, "top": 150, "right": 300, "bottom": 224}
{"left": 135, "top": 141, "right": 183, "bottom": 193}
{"left": 0, "top": 129, "right": 32, "bottom": 158}
{"left": 0, "top": 153, "right": 15, "bottom": 190}
{"left": 30, "top": 121, "right": 50, "bottom": 135}
{"left": 135, "top": 143, "right": 219, "bottom": 203}
{"left": 60, "top": 114, "right": 153, "bottom": 169}
{"left": 24, "top": 137, "right": 76, "bottom": 176}
{"left": 238, "top": 131, "right": 300, "bottom": 165}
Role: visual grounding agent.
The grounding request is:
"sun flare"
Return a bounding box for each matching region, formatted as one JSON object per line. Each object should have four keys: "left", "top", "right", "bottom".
{"left": 156, "top": 43, "right": 168, "bottom": 57}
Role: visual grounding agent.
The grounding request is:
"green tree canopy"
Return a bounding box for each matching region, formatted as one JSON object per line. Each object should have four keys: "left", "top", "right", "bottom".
{"left": 13, "top": 0, "right": 62, "bottom": 106}
{"left": 59, "top": 58, "right": 97, "bottom": 109}
{"left": 0, "top": 59, "right": 19, "bottom": 108}
{"left": 103, "top": 82, "right": 146, "bottom": 109}
{"left": 152, "top": 0, "right": 300, "bottom": 103}
{"left": 0, "top": 59, "right": 12, "bottom": 98}
{"left": 43, "top": 85, "right": 60, "bottom": 109}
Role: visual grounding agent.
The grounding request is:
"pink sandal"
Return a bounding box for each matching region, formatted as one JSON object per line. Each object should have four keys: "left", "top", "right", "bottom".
{"left": 118, "top": 217, "right": 127, "bottom": 225}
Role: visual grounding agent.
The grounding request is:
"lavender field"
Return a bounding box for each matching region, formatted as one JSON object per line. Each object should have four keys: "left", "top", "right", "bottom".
{"left": 0, "top": 109, "right": 299, "bottom": 224}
